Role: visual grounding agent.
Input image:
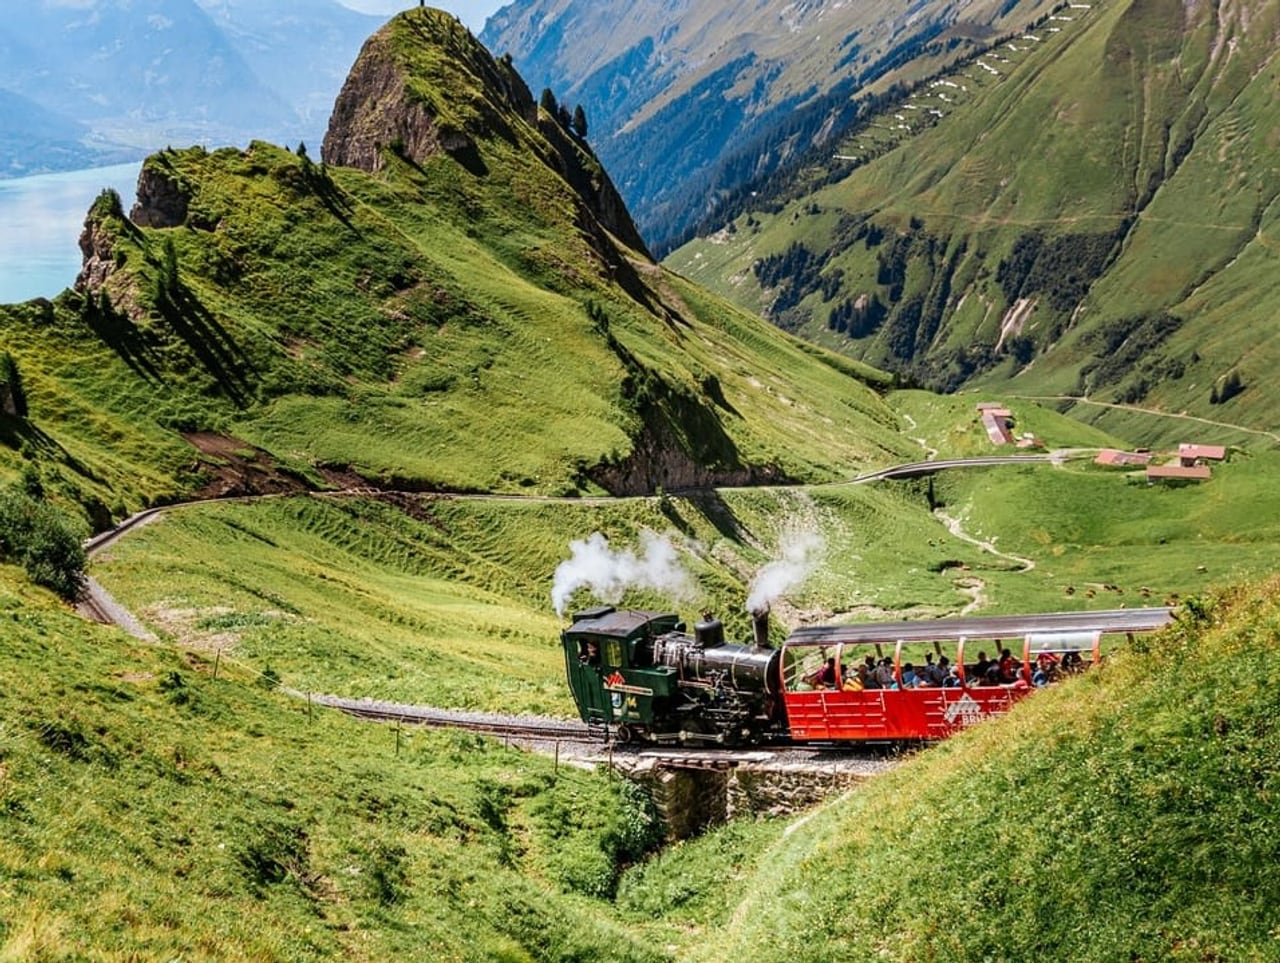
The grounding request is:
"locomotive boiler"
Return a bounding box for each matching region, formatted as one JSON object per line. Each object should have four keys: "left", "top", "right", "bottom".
{"left": 561, "top": 606, "right": 782, "bottom": 745}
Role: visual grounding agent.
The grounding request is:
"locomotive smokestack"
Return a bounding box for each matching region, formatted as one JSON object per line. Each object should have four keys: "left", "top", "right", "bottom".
{"left": 752, "top": 606, "right": 771, "bottom": 648}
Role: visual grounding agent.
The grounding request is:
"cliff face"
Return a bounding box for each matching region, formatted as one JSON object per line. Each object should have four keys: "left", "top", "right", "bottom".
{"left": 322, "top": 7, "right": 649, "bottom": 257}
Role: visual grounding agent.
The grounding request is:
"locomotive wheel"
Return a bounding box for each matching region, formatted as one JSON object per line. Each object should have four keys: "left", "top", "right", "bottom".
{"left": 615, "top": 724, "right": 634, "bottom": 745}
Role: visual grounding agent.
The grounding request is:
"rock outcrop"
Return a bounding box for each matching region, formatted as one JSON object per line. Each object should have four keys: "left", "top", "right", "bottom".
{"left": 322, "top": 7, "right": 649, "bottom": 257}
{"left": 130, "top": 164, "right": 191, "bottom": 229}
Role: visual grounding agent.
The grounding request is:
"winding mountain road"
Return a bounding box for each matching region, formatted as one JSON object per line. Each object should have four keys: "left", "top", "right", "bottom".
{"left": 76, "top": 451, "right": 1091, "bottom": 639}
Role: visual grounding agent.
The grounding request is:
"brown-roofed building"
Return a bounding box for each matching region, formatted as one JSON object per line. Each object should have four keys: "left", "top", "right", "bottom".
{"left": 981, "top": 410, "right": 1014, "bottom": 445}
{"left": 975, "top": 402, "right": 1007, "bottom": 412}
{"left": 1178, "top": 443, "right": 1227, "bottom": 465}
{"left": 1147, "top": 464, "right": 1212, "bottom": 483}
{"left": 1095, "top": 449, "right": 1153, "bottom": 467}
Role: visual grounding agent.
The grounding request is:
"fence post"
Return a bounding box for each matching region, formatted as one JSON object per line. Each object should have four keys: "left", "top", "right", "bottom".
{"left": 213, "top": 649, "right": 221, "bottom": 680}
{"left": 395, "top": 724, "right": 402, "bottom": 757}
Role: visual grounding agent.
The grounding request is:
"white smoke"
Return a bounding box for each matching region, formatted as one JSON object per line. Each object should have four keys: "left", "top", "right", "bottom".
{"left": 745, "top": 528, "right": 825, "bottom": 615}
{"left": 551, "top": 530, "right": 696, "bottom": 616}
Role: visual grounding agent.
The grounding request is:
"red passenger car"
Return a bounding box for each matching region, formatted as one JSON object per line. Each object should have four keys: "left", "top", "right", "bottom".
{"left": 778, "top": 609, "right": 1165, "bottom": 741}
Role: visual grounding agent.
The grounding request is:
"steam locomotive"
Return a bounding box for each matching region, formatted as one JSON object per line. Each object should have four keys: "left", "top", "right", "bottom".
{"left": 561, "top": 604, "right": 1174, "bottom": 745}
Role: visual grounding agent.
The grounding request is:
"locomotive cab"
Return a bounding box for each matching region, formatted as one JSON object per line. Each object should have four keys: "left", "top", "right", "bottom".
{"left": 561, "top": 607, "right": 683, "bottom": 738}
{"left": 561, "top": 607, "right": 783, "bottom": 745}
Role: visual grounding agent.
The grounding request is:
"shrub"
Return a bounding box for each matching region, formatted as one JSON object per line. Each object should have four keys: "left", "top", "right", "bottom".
{"left": 0, "top": 488, "right": 87, "bottom": 600}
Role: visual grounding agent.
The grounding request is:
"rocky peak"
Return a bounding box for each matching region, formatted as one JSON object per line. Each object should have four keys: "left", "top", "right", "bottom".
{"left": 322, "top": 6, "right": 648, "bottom": 256}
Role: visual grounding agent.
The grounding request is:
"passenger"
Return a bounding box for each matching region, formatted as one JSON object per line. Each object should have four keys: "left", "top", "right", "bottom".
{"left": 859, "top": 655, "right": 878, "bottom": 688}
{"left": 973, "top": 650, "right": 992, "bottom": 683}
{"left": 1032, "top": 665, "right": 1050, "bottom": 687}
{"left": 842, "top": 669, "right": 864, "bottom": 692}
{"left": 902, "top": 662, "right": 918, "bottom": 688}
{"left": 1061, "top": 648, "right": 1084, "bottom": 673}
{"left": 816, "top": 657, "right": 837, "bottom": 688}
{"left": 875, "top": 657, "right": 895, "bottom": 689}
{"left": 1035, "top": 647, "right": 1060, "bottom": 685}
{"left": 924, "top": 652, "right": 946, "bottom": 686}
{"left": 859, "top": 659, "right": 878, "bottom": 690}
{"left": 943, "top": 663, "right": 962, "bottom": 687}
{"left": 998, "top": 647, "right": 1018, "bottom": 684}
{"left": 581, "top": 641, "right": 600, "bottom": 666}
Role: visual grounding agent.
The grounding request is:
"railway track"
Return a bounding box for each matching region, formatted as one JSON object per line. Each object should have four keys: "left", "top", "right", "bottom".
{"left": 303, "top": 692, "right": 602, "bottom": 744}
{"left": 303, "top": 692, "right": 903, "bottom": 776}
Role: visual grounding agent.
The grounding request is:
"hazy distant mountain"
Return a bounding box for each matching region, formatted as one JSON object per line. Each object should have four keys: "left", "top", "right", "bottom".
{"left": 0, "top": 0, "right": 382, "bottom": 177}
{"left": 482, "top": 0, "right": 1059, "bottom": 253}
{"left": 0, "top": 89, "right": 106, "bottom": 177}
{"left": 194, "top": 0, "right": 386, "bottom": 148}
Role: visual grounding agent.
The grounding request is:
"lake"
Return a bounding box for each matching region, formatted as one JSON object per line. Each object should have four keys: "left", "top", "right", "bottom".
{"left": 0, "top": 162, "right": 143, "bottom": 304}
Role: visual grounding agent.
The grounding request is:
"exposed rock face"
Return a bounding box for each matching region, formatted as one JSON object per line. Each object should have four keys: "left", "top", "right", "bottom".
{"left": 588, "top": 421, "right": 780, "bottom": 496}
{"left": 322, "top": 31, "right": 475, "bottom": 175}
{"left": 76, "top": 213, "right": 119, "bottom": 294}
{"left": 130, "top": 165, "right": 190, "bottom": 229}
{"left": 321, "top": 8, "right": 649, "bottom": 256}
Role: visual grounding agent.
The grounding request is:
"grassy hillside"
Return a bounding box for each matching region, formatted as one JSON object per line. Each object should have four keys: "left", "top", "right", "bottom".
{"left": 0, "top": 566, "right": 667, "bottom": 961}
{"left": 483, "top": 0, "right": 1066, "bottom": 253}
{"left": 620, "top": 576, "right": 1280, "bottom": 961}
{"left": 669, "top": 0, "right": 1280, "bottom": 436}
{"left": 0, "top": 8, "right": 916, "bottom": 527}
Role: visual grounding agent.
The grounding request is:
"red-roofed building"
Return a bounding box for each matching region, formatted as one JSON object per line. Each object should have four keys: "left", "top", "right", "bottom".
{"left": 981, "top": 410, "right": 1014, "bottom": 445}
{"left": 1178, "top": 444, "right": 1227, "bottom": 465}
{"left": 1095, "top": 449, "right": 1153, "bottom": 467}
{"left": 1147, "top": 464, "right": 1212, "bottom": 484}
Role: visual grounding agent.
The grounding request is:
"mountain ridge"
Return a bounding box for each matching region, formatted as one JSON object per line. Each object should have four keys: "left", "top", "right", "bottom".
{"left": 1, "top": 6, "right": 910, "bottom": 523}
{"left": 482, "top": 0, "right": 1064, "bottom": 253}
{"left": 667, "top": 0, "right": 1280, "bottom": 437}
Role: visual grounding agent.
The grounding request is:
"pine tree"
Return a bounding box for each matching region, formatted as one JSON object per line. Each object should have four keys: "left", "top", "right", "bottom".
{"left": 572, "top": 105, "right": 588, "bottom": 138}
{"left": 539, "top": 88, "right": 558, "bottom": 116}
{"left": 0, "top": 352, "right": 28, "bottom": 418}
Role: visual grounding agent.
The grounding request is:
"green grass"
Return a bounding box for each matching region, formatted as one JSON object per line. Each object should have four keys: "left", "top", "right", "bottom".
{"left": 666, "top": 0, "right": 1280, "bottom": 438}
{"left": 0, "top": 566, "right": 668, "bottom": 962}
{"left": 648, "top": 577, "right": 1280, "bottom": 962}
{"left": 92, "top": 483, "right": 1007, "bottom": 712}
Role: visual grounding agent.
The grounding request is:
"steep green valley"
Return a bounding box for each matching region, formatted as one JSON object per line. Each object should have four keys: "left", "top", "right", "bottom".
{"left": 669, "top": 0, "right": 1280, "bottom": 437}
{"left": 3, "top": 3, "right": 1280, "bottom": 961}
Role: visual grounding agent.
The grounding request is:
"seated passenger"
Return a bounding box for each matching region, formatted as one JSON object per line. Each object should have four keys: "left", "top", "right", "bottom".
{"left": 943, "top": 663, "right": 962, "bottom": 687}
{"left": 859, "top": 659, "right": 878, "bottom": 689}
{"left": 861, "top": 655, "right": 880, "bottom": 689}
{"left": 1035, "top": 647, "right": 1059, "bottom": 685}
{"left": 972, "top": 650, "right": 992, "bottom": 682}
{"left": 874, "top": 657, "right": 895, "bottom": 689}
{"left": 998, "top": 647, "right": 1018, "bottom": 684}
{"left": 816, "top": 657, "right": 837, "bottom": 688}
{"left": 923, "top": 653, "right": 946, "bottom": 686}
{"left": 1061, "top": 648, "right": 1084, "bottom": 673}
{"left": 901, "top": 662, "right": 918, "bottom": 688}
{"left": 842, "top": 669, "right": 864, "bottom": 692}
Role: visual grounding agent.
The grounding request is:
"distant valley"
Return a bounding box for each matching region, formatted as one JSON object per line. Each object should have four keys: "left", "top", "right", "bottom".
{"left": 0, "top": 0, "right": 384, "bottom": 177}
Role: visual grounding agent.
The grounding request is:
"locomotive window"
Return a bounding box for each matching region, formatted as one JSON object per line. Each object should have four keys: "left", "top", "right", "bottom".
{"left": 602, "top": 638, "right": 624, "bottom": 669}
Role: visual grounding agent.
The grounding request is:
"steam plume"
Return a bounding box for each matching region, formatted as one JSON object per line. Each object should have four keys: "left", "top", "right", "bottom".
{"left": 552, "top": 531, "right": 696, "bottom": 616}
{"left": 746, "top": 528, "right": 825, "bottom": 615}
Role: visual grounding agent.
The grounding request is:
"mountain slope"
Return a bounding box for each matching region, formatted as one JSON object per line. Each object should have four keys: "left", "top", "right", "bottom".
{"left": 0, "top": 7, "right": 910, "bottom": 520}
{"left": 482, "top": 0, "right": 1065, "bottom": 253}
{"left": 630, "top": 578, "right": 1280, "bottom": 961}
{"left": 669, "top": 0, "right": 1280, "bottom": 437}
